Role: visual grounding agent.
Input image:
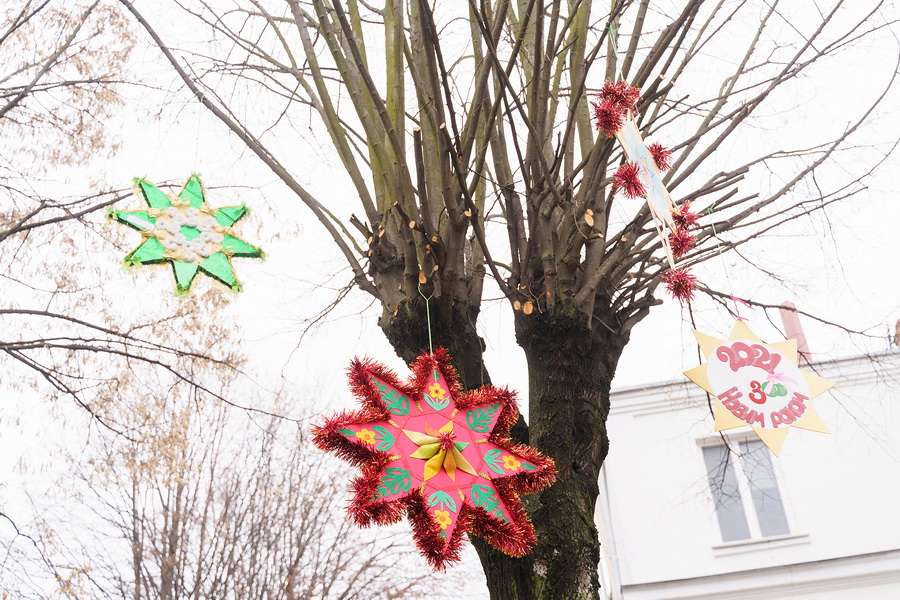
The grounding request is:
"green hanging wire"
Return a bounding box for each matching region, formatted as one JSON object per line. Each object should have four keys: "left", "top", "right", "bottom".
{"left": 706, "top": 203, "right": 722, "bottom": 253}
{"left": 418, "top": 284, "right": 434, "bottom": 355}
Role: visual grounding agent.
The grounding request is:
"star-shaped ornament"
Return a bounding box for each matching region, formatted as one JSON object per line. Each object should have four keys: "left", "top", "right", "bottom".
{"left": 684, "top": 321, "right": 835, "bottom": 455}
{"left": 313, "top": 349, "right": 556, "bottom": 569}
{"left": 109, "top": 175, "right": 262, "bottom": 294}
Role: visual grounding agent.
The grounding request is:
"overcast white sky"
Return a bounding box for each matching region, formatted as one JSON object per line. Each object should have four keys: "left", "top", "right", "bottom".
{"left": 91, "top": 1, "right": 900, "bottom": 410}
{"left": 4, "top": 3, "right": 899, "bottom": 594}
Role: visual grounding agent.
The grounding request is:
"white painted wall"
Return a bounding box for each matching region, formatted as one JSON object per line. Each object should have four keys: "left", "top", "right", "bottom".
{"left": 599, "top": 350, "right": 900, "bottom": 598}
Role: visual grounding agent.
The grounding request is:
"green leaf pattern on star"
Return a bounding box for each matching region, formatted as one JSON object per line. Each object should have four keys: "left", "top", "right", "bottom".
{"left": 369, "top": 377, "right": 411, "bottom": 416}
{"left": 427, "top": 491, "right": 457, "bottom": 512}
{"left": 483, "top": 449, "right": 504, "bottom": 474}
{"left": 372, "top": 425, "right": 395, "bottom": 451}
{"left": 383, "top": 390, "right": 410, "bottom": 415}
{"left": 471, "top": 484, "right": 509, "bottom": 522}
{"left": 471, "top": 484, "right": 499, "bottom": 512}
{"left": 376, "top": 467, "right": 411, "bottom": 498}
{"left": 466, "top": 403, "right": 500, "bottom": 433}
{"left": 423, "top": 392, "right": 450, "bottom": 410}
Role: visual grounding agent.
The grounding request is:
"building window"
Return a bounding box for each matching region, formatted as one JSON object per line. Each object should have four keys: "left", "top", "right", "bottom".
{"left": 703, "top": 439, "right": 790, "bottom": 542}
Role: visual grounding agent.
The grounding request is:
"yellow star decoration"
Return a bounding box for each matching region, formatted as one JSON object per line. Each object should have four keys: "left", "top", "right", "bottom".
{"left": 684, "top": 321, "right": 835, "bottom": 455}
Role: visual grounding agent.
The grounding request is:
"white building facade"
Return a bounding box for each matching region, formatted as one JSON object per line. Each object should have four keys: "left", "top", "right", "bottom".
{"left": 598, "top": 350, "right": 900, "bottom": 599}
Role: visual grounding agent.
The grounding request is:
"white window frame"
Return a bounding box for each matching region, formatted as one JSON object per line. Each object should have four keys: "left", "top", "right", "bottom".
{"left": 699, "top": 433, "right": 798, "bottom": 546}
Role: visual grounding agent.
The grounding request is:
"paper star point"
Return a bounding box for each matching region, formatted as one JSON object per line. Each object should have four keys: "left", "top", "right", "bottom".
{"left": 684, "top": 321, "right": 835, "bottom": 455}
{"left": 313, "top": 349, "right": 556, "bottom": 569}
{"left": 109, "top": 174, "right": 262, "bottom": 294}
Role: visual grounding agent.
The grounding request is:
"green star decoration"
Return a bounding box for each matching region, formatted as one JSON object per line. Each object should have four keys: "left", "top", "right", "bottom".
{"left": 109, "top": 174, "right": 263, "bottom": 295}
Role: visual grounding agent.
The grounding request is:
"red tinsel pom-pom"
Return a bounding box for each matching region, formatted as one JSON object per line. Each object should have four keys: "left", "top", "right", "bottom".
{"left": 668, "top": 227, "right": 696, "bottom": 258}
{"left": 591, "top": 99, "right": 624, "bottom": 136}
{"left": 648, "top": 143, "right": 673, "bottom": 171}
{"left": 663, "top": 267, "right": 698, "bottom": 302}
{"left": 599, "top": 80, "right": 642, "bottom": 114}
{"left": 672, "top": 201, "right": 700, "bottom": 230}
{"left": 612, "top": 162, "right": 646, "bottom": 198}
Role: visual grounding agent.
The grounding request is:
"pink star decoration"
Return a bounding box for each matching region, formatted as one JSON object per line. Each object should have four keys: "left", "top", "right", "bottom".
{"left": 312, "top": 349, "right": 556, "bottom": 569}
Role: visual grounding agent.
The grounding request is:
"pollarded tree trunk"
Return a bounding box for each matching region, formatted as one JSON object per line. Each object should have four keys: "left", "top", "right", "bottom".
{"left": 525, "top": 310, "right": 624, "bottom": 599}
{"left": 382, "top": 301, "right": 627, "bottom": 600}
{"left": 469, "top": 307, "right": 627, "bottom": 600}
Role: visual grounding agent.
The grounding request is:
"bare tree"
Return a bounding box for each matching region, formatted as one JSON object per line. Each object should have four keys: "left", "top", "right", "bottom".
{"left": 0, "top": 1, "right": 132, "bottom": 167}
{"left": 102, "top": 0, "right": 900, "bottom": 597}
{"left": 0, "top": 4, "right": 290, "bottom": 595}
{"left": 0, "top": 0, "right": 270, "bottom": 436}
{"left": 74, "top": 397, "right": 461, "bottom": 600}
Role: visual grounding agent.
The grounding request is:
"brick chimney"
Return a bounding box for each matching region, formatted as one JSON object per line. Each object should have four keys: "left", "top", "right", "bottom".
{"left": 780, "top": 301, "right": 811, "bottom": 362}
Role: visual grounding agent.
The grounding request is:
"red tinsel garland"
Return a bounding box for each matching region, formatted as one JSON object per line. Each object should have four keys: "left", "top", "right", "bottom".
{"left": 672, "top": 201, "right": 700, "bottom": 230}
{"left": 647, "top": 142, "right": 673, "bottom": 172}
{"left": 599, "top": 80, "right": 642, "bottom": 114}
{"left": 591, "top": 81, "right": 641, "bottom": 136}
{"left": 612, "top": 162, "right": 646, "bottom": 198}
{"left": 663, "top": 267, "right": 698, "bottom": 302}
{"left": 312, "top": 349, "right": 556, "bottom": 570}
{"left": 591, "top": 99, "right": 624, "bottom": 137}
{"left": 668, "top": 227, "right": 696, "bottom": 258}
{"left": 591, "top": 80, "right": 707, "bottom": 303}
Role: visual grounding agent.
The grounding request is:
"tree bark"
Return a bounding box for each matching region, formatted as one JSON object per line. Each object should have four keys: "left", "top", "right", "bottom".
{"left": 474, "top": 306, "right": 627, "bottom": 600}
{"left": 380, "top": 298, "right": 491, "bottom": 389}
{"left": 382, "top": 300, "right": 627, "bottom": 600}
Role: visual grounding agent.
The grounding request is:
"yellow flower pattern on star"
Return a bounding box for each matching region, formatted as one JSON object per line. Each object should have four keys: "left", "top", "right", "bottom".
{"left": 427, "top": 382, "right": 446, "bottom": 400}
{"left": 433, "top": 509, "right": 452, "bottom": 529}
{"left": 502, "top": 455, "right": 521, "bottom": 470}
{"left": 355, "top": 428, "right": 376, "bottom": 444}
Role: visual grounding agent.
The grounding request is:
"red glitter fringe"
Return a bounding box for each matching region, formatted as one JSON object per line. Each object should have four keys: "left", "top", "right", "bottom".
{"left": 407, "top": 491, "right": 466, "bottom": 570}
{"left": 349, "top": 458, "right": 406, "bottom": 526}
{"left": 668, "top": 227, "right": 696, "bottom": 258}
{"left": 591, "top": 99, "right": 624, "bottom": 136}
{"left": 612, "top": 162, "right": 646, "bottom": 198}
{"left": 312, "top": 348, "right": 556, "bottom": 570}
{"left": 598, "top": 80, "right": 641, "bottom": 114}
{"left": 312, "top": 409, "right": 386, "bottom": 465}
{"left": 647, "top": 142, "right": 672, "bottom": 172}
{"left": 672, "top": 201, "right": 700, "bottom": 230}
{"left": 663, "top": 267, "right": 698, "bottom": 302}
{"left": 591, "top": 81, "right": 642, "bottom": 135}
